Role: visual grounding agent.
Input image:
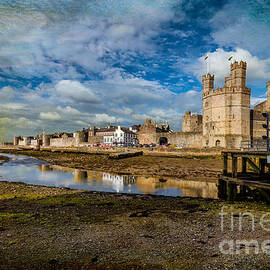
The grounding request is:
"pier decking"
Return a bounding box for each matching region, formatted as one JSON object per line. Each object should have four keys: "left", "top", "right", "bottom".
{"left": 220, "top": 150, "right": 270, "bottom": 187}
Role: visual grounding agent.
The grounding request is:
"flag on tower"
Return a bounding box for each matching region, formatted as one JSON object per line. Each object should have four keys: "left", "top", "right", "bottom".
{"left": 228, "top": 56, "right": 233, "bottom": 61}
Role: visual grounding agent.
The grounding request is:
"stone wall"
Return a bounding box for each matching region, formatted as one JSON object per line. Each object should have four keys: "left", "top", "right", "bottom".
{"left": 50, "top": 136, "right": 75, "bottom": 147}
{"left": 157, "top": 132, "right": 203, "bottom": 148}
{"left": 251, "top": 110, "right": 268, "bottom": 139}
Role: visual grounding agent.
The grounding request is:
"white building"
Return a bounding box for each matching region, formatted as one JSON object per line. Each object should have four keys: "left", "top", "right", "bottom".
{"left": 103, "top": 126, "right": 137, "bottom": 146}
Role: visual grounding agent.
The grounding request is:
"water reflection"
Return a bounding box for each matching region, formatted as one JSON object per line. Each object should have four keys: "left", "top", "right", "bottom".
{"left": 218, "top": 178, "right": 270, "bottom": 203}
{"left": 5, "top": 153, "right": 270, "bottom": 201}
{"left": 0, "top": 154, "right": 218, "bottom": 198}
{"left": 38, "top": 164, "right": 219, "bottom": 198}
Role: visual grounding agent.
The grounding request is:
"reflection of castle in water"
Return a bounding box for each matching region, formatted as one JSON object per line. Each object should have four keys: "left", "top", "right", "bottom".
{"left": 35, "top": 165, "right": 270, "bottom": 202}
{"left": 102, "top": 173, "right": 137, "bottom": 192}
{"left": 37, "top": 164, "right": 218, "bottom": 198}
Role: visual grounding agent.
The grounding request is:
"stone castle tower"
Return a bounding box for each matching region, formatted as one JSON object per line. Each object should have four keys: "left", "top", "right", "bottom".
{"left": 182, "top": 111, "right": 202, "bottom": 132}
{"left": 202, "top": 61, "right": 251, "bottom": 148}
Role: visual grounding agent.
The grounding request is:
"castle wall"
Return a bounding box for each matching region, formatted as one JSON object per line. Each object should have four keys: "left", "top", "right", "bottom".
{"left": 137, "top": 132, "right": 157, "bottom": 145}
{"left": 251, "top": 110, "right": 268, "bottom": 139}
{"left": 254, "top": 100, "right": 267, "bottom": 112}
{"left": 161, "top": 132, "right": 203, "bottom": 148}
{"left": 50, "top": 137, "right": 75, "bottom": 147}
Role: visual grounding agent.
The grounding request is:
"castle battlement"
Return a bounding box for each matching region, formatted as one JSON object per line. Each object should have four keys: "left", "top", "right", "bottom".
{"left": 202, "top": 60, "right": 249, "bottom": 99}
{"left": 202, "top": 73, "right": 214, "bottom": 81}
{"left": 203, "top": 86, "right": 251, "bottom": 98}
{"left": 231, "top": 60, "right": 247, "bottom": 70}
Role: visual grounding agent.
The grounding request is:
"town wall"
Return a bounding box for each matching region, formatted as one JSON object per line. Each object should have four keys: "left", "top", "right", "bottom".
{"left": 50, "top": 136, "right": 75, "bottom": 147}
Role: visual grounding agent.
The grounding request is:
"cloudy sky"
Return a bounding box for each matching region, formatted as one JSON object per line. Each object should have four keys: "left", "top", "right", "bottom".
{"left": 1, "top": 0, "right": 270, "bottom": 140}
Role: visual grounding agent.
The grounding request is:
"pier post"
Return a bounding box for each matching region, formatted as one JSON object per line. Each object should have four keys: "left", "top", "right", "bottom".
{"left": 223, "top": 153, "right": 228, "bottom": 176}
{"left": 242, "top": 157, "right": 247, "bottom": 173}
{"left": 259, "top": 158, "right": 266, "bottom": 176}
{"left": 232, "top": 155, "right": 238, "bottom": 178}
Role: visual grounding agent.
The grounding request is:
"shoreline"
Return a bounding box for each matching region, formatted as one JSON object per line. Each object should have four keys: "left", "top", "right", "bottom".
{"left": 2, "top": 149, "right": 270, "bottom": 269}
{"left": 1, "top": 180, "right": 270, "bottom": 269}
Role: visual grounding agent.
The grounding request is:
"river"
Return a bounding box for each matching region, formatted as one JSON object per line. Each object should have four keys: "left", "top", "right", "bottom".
{"left": 1, "top": 153, "right": 270, "bottom": 202}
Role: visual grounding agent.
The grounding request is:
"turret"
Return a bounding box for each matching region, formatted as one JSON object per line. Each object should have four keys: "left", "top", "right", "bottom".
{"left": 74, "top": 131, "right": 85, "bottom": 146}
{"left": 13, "top": 136, "right": 20, "bottom": 146}
{"left": 42, "top": 134, "right": 50, "bottom": 147}
{"left": 230, "top": 61, "right": 247, "bottom": 87}
{"left": 202, "top": 73, "right": 214, "bottom": 95}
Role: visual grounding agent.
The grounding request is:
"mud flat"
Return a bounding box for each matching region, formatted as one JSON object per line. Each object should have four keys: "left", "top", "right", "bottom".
{"left": 1, "top": 150, "right": 269, "bottom": 269}
{"left": 1, "top": 180, "right": 270, "bottom": 269}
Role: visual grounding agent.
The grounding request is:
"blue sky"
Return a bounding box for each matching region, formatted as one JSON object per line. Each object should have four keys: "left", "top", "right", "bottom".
{"left": 2, "top": 0, "right": 270, "bottom": 140}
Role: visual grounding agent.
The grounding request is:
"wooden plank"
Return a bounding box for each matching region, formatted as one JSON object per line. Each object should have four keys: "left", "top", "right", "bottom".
{"left": 219, "top": 175, "right": 270, "bottom": 190}
{"left": 246, "top": 158, "right": 260, "bottom": 174}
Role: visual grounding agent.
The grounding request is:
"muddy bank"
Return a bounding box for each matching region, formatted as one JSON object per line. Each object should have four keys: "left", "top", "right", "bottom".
{"left": 1, "top": 181, "right": 270, "bottom": 269}
{"left": 0, "top": 149, "right": 222, "bottom": 180}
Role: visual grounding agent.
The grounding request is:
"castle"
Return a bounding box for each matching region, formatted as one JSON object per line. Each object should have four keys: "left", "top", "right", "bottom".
{"left": 13, "top": 61, "right": 270, "bottom": 149}
{"left": 201, "top": 60, "right": 269, "bottom": 148}
{"left": 137, "top": 60, "right": 270, "bottom": 149}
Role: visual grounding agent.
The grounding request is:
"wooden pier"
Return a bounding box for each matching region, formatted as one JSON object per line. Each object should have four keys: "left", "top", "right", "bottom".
{"left": 220, "top": 150, "right": 270, "bottom": 186}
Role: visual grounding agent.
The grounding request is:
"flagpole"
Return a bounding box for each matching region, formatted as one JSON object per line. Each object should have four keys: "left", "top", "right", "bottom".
{"left": 208, "top": 56, "right": 210, "bottom": 74}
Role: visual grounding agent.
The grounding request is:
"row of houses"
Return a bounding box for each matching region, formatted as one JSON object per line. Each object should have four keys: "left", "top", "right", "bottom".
{"left": 13, "top": 125, "right": 141, "bottom": 148}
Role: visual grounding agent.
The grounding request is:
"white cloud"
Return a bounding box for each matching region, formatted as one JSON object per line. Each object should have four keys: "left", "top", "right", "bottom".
{"left": 210, "top": 1, "right": 270, "bottom": 56}
{"left": 94, "top": 114, "right": 116, "bottom": 124}
{"left": 40, "top": 112, "right": 61, "bottom": 121}
{"left": 251, "top": 97, "right": 266, "bottom": 107}
{"left": 173, "top": 90, "right": 202, "bottom": 113}
{"left": 0, "top": 103, "right": 25, "bottom": 110}
{"left": 56, "top": 106, "right": 81, "bottom": 116}
{"left": 0, "top": 86, "right": 15, "bottom": 101}
{"left": 55, "top": 80, "right": 100, "bottom": 103}
{"left": 184, "top": 48, "right": 270, "bottom": 86}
